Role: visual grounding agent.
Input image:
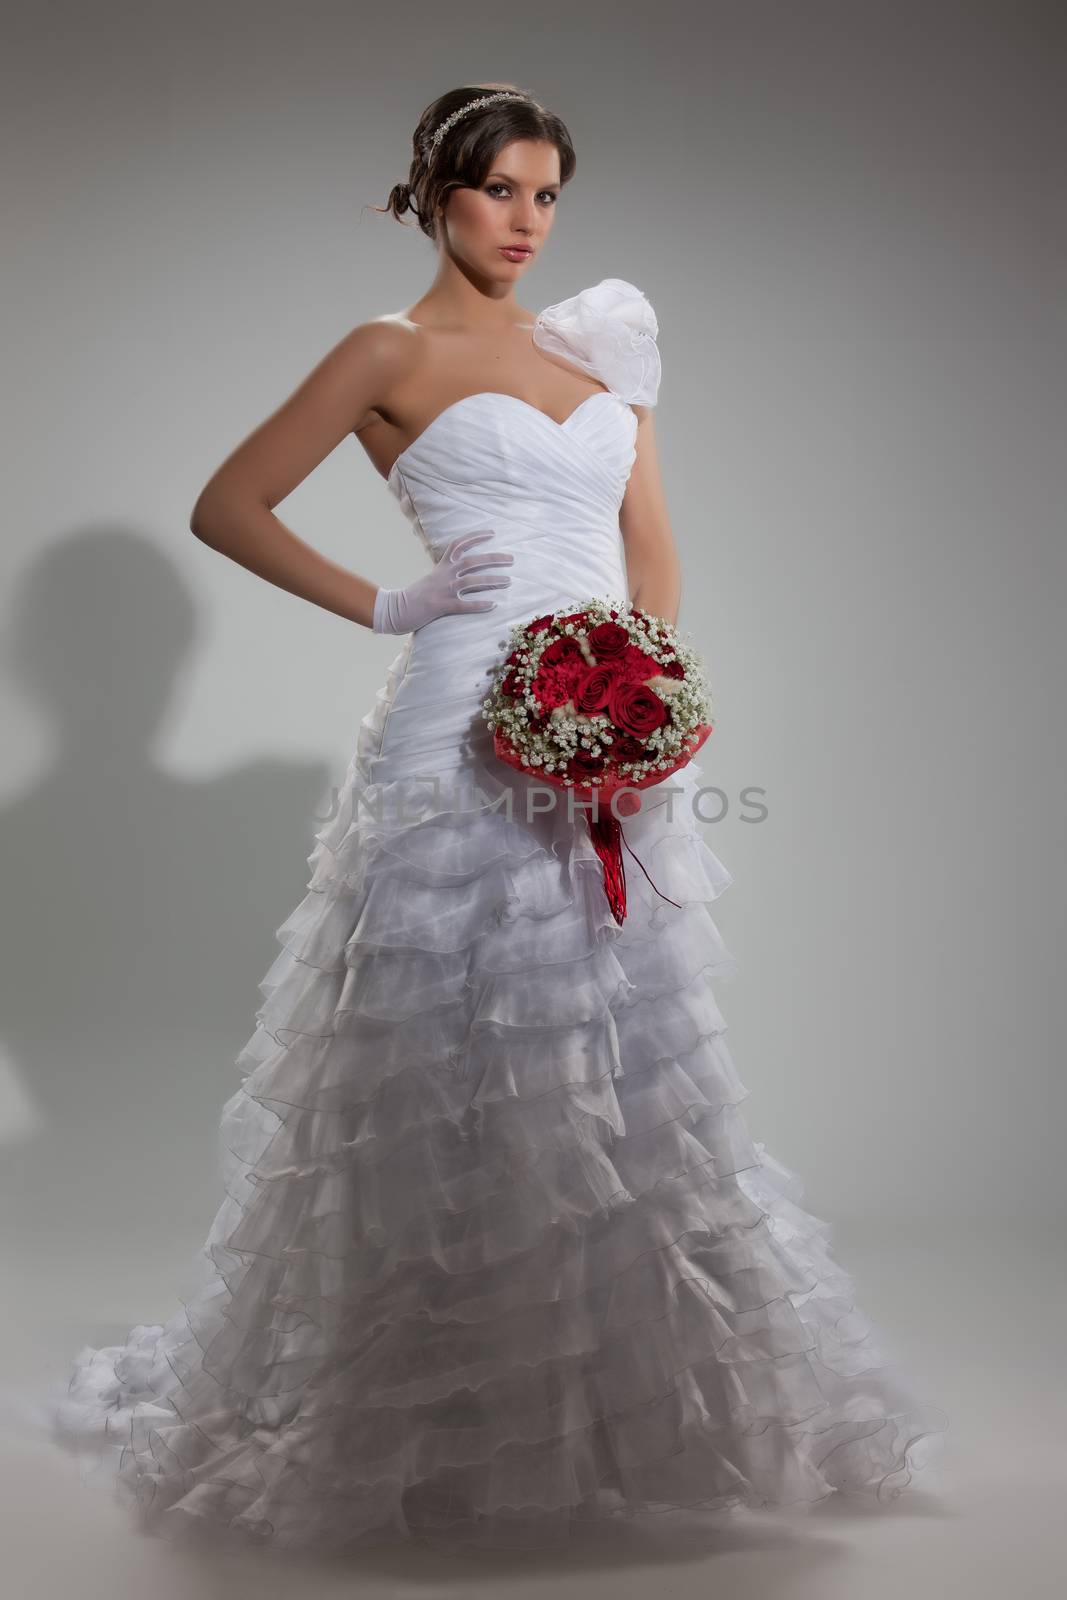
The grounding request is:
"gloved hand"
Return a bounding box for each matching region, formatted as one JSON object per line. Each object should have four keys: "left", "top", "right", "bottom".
{"left": 372, "top": 530, "right": 515, "bottom": 635}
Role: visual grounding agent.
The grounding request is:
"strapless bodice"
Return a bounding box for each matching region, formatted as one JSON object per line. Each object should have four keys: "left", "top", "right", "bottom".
{"left": 386, "top": 388, "right": 639, "bottom": 644}
{"left": 369, "top": 279, "right": 660, "bottom": 785}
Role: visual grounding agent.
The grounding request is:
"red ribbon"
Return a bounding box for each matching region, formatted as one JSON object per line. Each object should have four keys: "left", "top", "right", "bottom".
{"left": 491, "top": 723, "right": 713, "bottom": 928}
{"left": 587, "top": 810, "right": 684, "bottom": 926}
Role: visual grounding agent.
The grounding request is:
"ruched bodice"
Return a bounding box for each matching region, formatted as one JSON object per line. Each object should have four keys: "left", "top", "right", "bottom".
{"left": 387, "top": 389, "right": 637, "bottom": 611}
{"left": 369, "top": 281, "right": 658, "bottom": 784}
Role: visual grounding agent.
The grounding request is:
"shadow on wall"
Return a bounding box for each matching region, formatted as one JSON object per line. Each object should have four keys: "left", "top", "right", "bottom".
{"left": 0, "top": 526, "right": 331, "bottom": 1248}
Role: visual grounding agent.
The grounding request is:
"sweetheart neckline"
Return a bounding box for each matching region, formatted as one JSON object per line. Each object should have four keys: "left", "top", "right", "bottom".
{"left": 384, "top": 389, "right": 628, "bottom": 487}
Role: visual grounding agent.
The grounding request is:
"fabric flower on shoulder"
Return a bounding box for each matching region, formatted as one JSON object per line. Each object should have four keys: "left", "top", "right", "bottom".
{"left": 532, "top": 277, "right": 661, "bottom": 407}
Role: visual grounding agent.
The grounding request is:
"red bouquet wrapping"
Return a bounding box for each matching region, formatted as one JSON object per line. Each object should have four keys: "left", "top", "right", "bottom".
{"left": 482, "top": 599, "right": 715, "bottom": 924}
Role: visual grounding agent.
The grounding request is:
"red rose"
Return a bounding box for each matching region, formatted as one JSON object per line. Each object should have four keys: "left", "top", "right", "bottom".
{"left": 557, "top": 610, "right": 587, "bottom": 628}
{"left": 539, "top": 635, "right": 584, "bottom": 668}
{"left": 527, "top": 614, "right": 554, "bottom": 634}
{"left": 588, "top": 620, "right": 630, "bottom": 661}
{"left": 660, "top": 657, "right": 686, "bottom": 680}
{"left": 609, "top": 681, "right": 669, "bottom": 739}
{"left": 570, "top": 748, "right": 606, "bottom": 778}
{"left": 613, "top": 732, "right": 651, "bottom": 763}
{"left": 501, "top": 669, "right": 523, "bottom": 698}
{"left": 575, "top": 665, "right": 614, "bottom": 713}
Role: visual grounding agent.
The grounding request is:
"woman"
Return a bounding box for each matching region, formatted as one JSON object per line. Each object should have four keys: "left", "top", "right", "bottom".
{"left": 44, "top": 83, "right": 948, "bottom": 1553}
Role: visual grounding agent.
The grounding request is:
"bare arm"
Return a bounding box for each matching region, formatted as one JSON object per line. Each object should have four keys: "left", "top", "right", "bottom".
{"left": 619, "top": 408, "right": 681, "bottom": 628}
{"left": 189, "top": 322, "right": 409, "bottom": 629}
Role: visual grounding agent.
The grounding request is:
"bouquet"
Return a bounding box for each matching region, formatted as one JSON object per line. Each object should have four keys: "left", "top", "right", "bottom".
{"left": 481, "top": 598, "right": 714, "bottom": 924}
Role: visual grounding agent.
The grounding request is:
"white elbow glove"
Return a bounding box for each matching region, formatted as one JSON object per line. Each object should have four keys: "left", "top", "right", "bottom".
{"left": 372, "top": 530, "right": 515, "bottom": 635}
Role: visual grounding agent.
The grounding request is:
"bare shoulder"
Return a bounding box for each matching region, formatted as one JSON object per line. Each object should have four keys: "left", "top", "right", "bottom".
{"left": 310, "top": 315, "right": 423, "bottom": 421}
{"left": 345, "top": 312, "right": 422, "bottom": 363}
{"left": 190, "top": 315, "right": 432, "bottom": 522}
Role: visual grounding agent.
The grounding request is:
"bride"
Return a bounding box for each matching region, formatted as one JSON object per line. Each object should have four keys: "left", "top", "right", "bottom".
{"left": 43, "top": 82, "right": 948, "bottom": 1552}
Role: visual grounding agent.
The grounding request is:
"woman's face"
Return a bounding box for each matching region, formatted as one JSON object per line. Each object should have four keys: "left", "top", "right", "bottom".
{"left": 438, "top": 139, "right": 561, "bottom": 278}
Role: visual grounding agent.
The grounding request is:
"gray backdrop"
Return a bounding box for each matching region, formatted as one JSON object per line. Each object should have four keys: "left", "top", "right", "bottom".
{"left": 1, "top": 3, "right": 1064, "bottom": 1590}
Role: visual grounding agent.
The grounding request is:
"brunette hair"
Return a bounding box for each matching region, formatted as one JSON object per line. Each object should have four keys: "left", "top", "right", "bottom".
{"left": 374, "top": 82, "right": 576, "bottom": 243}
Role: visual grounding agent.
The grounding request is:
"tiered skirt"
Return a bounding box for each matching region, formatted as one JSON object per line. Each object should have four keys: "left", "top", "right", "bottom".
{"left": 45, "top": 643, "right": 948, "bottom": 1552}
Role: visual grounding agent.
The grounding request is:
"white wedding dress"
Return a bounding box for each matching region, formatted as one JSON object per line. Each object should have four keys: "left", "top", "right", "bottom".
{"left": 41, "top": 278, "right": 948, "bottom": 1552}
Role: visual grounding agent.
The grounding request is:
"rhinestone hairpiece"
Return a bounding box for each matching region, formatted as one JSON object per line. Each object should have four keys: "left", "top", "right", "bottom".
{"left": 428, "top": 92, "right": 529, "bottom": 151}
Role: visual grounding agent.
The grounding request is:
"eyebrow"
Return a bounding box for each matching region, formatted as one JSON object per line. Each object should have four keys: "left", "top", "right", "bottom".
{"left": 486, "top": 171, "right": 560, "bottom": 188}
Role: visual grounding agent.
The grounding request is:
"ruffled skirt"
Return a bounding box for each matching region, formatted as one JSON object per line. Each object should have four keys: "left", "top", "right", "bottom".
{"left": 41, "top": 644, "right": 949, "bottom": 1552}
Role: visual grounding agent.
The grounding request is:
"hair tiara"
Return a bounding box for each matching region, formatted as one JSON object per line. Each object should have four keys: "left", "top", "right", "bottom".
{"left": 428, "top": 92, "right": 530, "bottom": 152}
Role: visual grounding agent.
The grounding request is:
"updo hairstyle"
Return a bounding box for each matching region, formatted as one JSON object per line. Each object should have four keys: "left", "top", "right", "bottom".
{"left": 375, "top": 82, "right": 576, "bottom": 243}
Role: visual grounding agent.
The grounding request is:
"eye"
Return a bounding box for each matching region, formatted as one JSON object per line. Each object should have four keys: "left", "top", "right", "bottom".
{"left": 485, "top": 183, "right": 558, "bottom": 205}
